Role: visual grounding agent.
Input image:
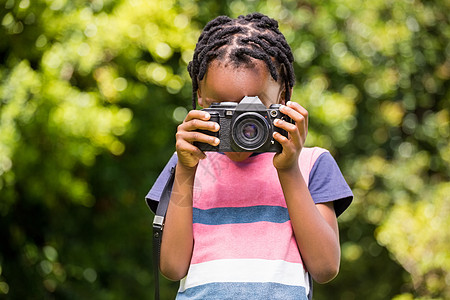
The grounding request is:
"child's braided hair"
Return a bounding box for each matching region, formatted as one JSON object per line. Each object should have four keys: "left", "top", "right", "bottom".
{"left": 187, "top": 13, "right": 295, "bottom": 109}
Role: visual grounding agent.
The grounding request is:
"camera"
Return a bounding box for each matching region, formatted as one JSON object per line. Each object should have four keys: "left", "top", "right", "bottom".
{"left": 194, "top": 96, "right": 291, "bottom": 152}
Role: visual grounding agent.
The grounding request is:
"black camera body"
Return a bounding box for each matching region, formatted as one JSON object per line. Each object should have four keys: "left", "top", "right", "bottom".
{"left": 194, "top": 96, "right": 291, "bottom": 152}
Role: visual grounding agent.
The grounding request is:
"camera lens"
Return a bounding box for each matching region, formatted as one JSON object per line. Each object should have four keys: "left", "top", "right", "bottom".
{"left": 243, "top": 123, "right": 258, "bottom": 139}
{"left": 232, "top": 113, "right": 270, "bottom": 151}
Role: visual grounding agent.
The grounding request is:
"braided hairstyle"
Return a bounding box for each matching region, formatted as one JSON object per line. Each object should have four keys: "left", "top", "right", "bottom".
{"left": 187, "top": 13, "right": 295, "bottom": 109}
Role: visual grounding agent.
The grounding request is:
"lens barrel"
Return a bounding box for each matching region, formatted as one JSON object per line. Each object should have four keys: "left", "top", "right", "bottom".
{"left": 231, "top": 112, "right": 270, "bottom": 151}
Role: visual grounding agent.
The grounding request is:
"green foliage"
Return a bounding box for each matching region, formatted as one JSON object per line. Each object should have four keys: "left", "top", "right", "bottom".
{"left": 377, "top": 183, "right": 450, "bottom": 299}
{"left": 0, "top": 0, "right": 448, "bottom": 299}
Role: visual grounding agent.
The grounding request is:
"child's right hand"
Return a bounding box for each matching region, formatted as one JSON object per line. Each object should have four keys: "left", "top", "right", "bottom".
{"left": 175, "top": 110, "right": 220, "bottom": 169}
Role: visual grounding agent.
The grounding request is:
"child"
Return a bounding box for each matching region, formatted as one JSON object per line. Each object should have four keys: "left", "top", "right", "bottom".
{"left": 148, "top": 13, "right": 353, "bottom": 299}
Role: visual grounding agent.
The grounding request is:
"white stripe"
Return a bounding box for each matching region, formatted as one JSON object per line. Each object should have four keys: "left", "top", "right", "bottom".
{"left": 178, "top": 259, "right": 309, "bottom": 294}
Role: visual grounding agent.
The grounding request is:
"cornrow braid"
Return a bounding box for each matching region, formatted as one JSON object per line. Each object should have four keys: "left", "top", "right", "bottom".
{"left": 188, "top": 12, "right": 295, "bottom": 109}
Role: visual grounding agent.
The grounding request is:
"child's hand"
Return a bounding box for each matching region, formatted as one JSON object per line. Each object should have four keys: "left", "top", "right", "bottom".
{"left": 175, "top": 110, "right": 220, "bottom": 169}
{"left": 272, "top": 101, "right": 308, "bottom": 171}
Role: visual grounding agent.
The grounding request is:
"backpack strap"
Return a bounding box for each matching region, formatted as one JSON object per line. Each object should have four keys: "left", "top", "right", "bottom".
{"left": 152, "top": 165, "right": 176, "bottom": 300}
{"left": 308, "top": 272, "right": 313, "bottom": 300}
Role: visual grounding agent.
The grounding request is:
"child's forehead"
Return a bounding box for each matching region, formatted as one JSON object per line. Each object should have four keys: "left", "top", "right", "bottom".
{"left": 200, "top": 60, "right": 281, "bottom": 104}
{"left": 203, "top": 60, "right": 271, "bottom": 87}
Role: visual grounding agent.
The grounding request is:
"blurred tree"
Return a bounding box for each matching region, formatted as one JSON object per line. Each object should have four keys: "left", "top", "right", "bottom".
{"left": 0, "top": 0, "right": 448, "bottom": 299}
{"left": 0, "top": 0, "right": 196, "bottom": 298}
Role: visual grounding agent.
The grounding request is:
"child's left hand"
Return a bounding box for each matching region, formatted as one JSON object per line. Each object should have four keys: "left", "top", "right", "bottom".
{"left": 272, "top": 101, "right": 308, "bottom": 171}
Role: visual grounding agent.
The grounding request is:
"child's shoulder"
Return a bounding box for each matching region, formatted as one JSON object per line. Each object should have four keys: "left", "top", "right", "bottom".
{"left": 300, "top": 146, "right": 329, "bottom": 158}
{"left": 299, "top": 146, "right": 329, "bottom": 166}
{"left": 298, "top": 147, "right": 331, "bottom": 186}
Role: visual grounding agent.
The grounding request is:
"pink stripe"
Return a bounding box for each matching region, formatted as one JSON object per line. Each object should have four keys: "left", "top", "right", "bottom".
{"left": 191, "top": 222, "right": 303, "bottom": 265}
{"left": 194, "top": 153, "right": 286, "bottom": 209}
{"left": 193, "top": 149, "right": 328, "bottom": 210}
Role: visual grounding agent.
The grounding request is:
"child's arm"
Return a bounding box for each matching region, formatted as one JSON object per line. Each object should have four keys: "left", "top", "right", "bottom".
{"left": 278, "top": 168, "right": 340, "bottom": 283}
{"left": 273, "top": 101, "right": 341, "bottom": 284}
{"left": 159, "top": 110, "right": 219, "bottom": 280}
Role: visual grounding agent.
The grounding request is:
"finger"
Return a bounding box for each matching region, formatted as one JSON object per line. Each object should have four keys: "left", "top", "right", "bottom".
{"left": 273, "top": 118, "right": 297, "bottom": 133}
{"left": 287, "top": 101, "right": 308, "bottom": 116}
{"left": 273, "top": 131, "right": 296, "bottom": 155}
{"left": 180, "top": 119, "right": 220, "bottom": 133}
{"left": 286, "top": 101, "right": 308, "bottom": 129}
{"left": 184, "top": 110, "right": 211, "bottom": 122}
{"left": 280, "top": 103, "right": 307, "bottom": 125}
{"left": 272, "top": 131, "right": 289, "bottom": 145}
{"left": 274, "top": 118, "right": 302, "bottom": 146}
{"left": 176, "top": 130, "right": 220, "bottom": 146}
{"left": 279, "top": 104, "right": 308, "bottom": 141}
{"left": 181, "top": 110, "right": 220, "bottom": 132}
{"left": 177, "top": 140, "right": 207, "bottom": 160}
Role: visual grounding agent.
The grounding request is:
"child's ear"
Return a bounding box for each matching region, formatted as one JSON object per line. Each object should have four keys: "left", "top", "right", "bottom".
{"left": 278, "top": 64, "right": 289, "bottom": 105}
{"left": 197, "top": 89, "right": 204, "bottom": 108}
{"left": 280, "top": 87, "right": 293, "bottom": 105}
{"left": 278, "top": 86, "right": 287, "bottom": 105}
{"left": 277, "top": 84, "right": 293, "bottom": 105}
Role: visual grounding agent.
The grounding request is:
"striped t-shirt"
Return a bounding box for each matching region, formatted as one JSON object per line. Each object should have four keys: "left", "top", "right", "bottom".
{"left": 146, "top": 147, "right": 353, "bottom": 299}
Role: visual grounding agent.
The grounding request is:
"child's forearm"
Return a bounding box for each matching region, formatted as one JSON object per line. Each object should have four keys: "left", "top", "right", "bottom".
{"left": 277, "top": 166, "right": 340, "bottom": 284}
{"left": 159, "top": 163, "right": 196, "bottom": 281}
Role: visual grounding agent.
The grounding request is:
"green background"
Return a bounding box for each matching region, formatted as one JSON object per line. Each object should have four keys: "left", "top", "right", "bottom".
{"left": 0, "top": 0, "right": 449, "bottom": 299}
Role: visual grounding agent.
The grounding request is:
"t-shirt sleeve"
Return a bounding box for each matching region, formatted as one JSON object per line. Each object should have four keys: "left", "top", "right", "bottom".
{"left": 308, "top": 152, "right": 353, "bottom": 217}
{"left": 145, "top": 153, "right": 178, "bottom": 213}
